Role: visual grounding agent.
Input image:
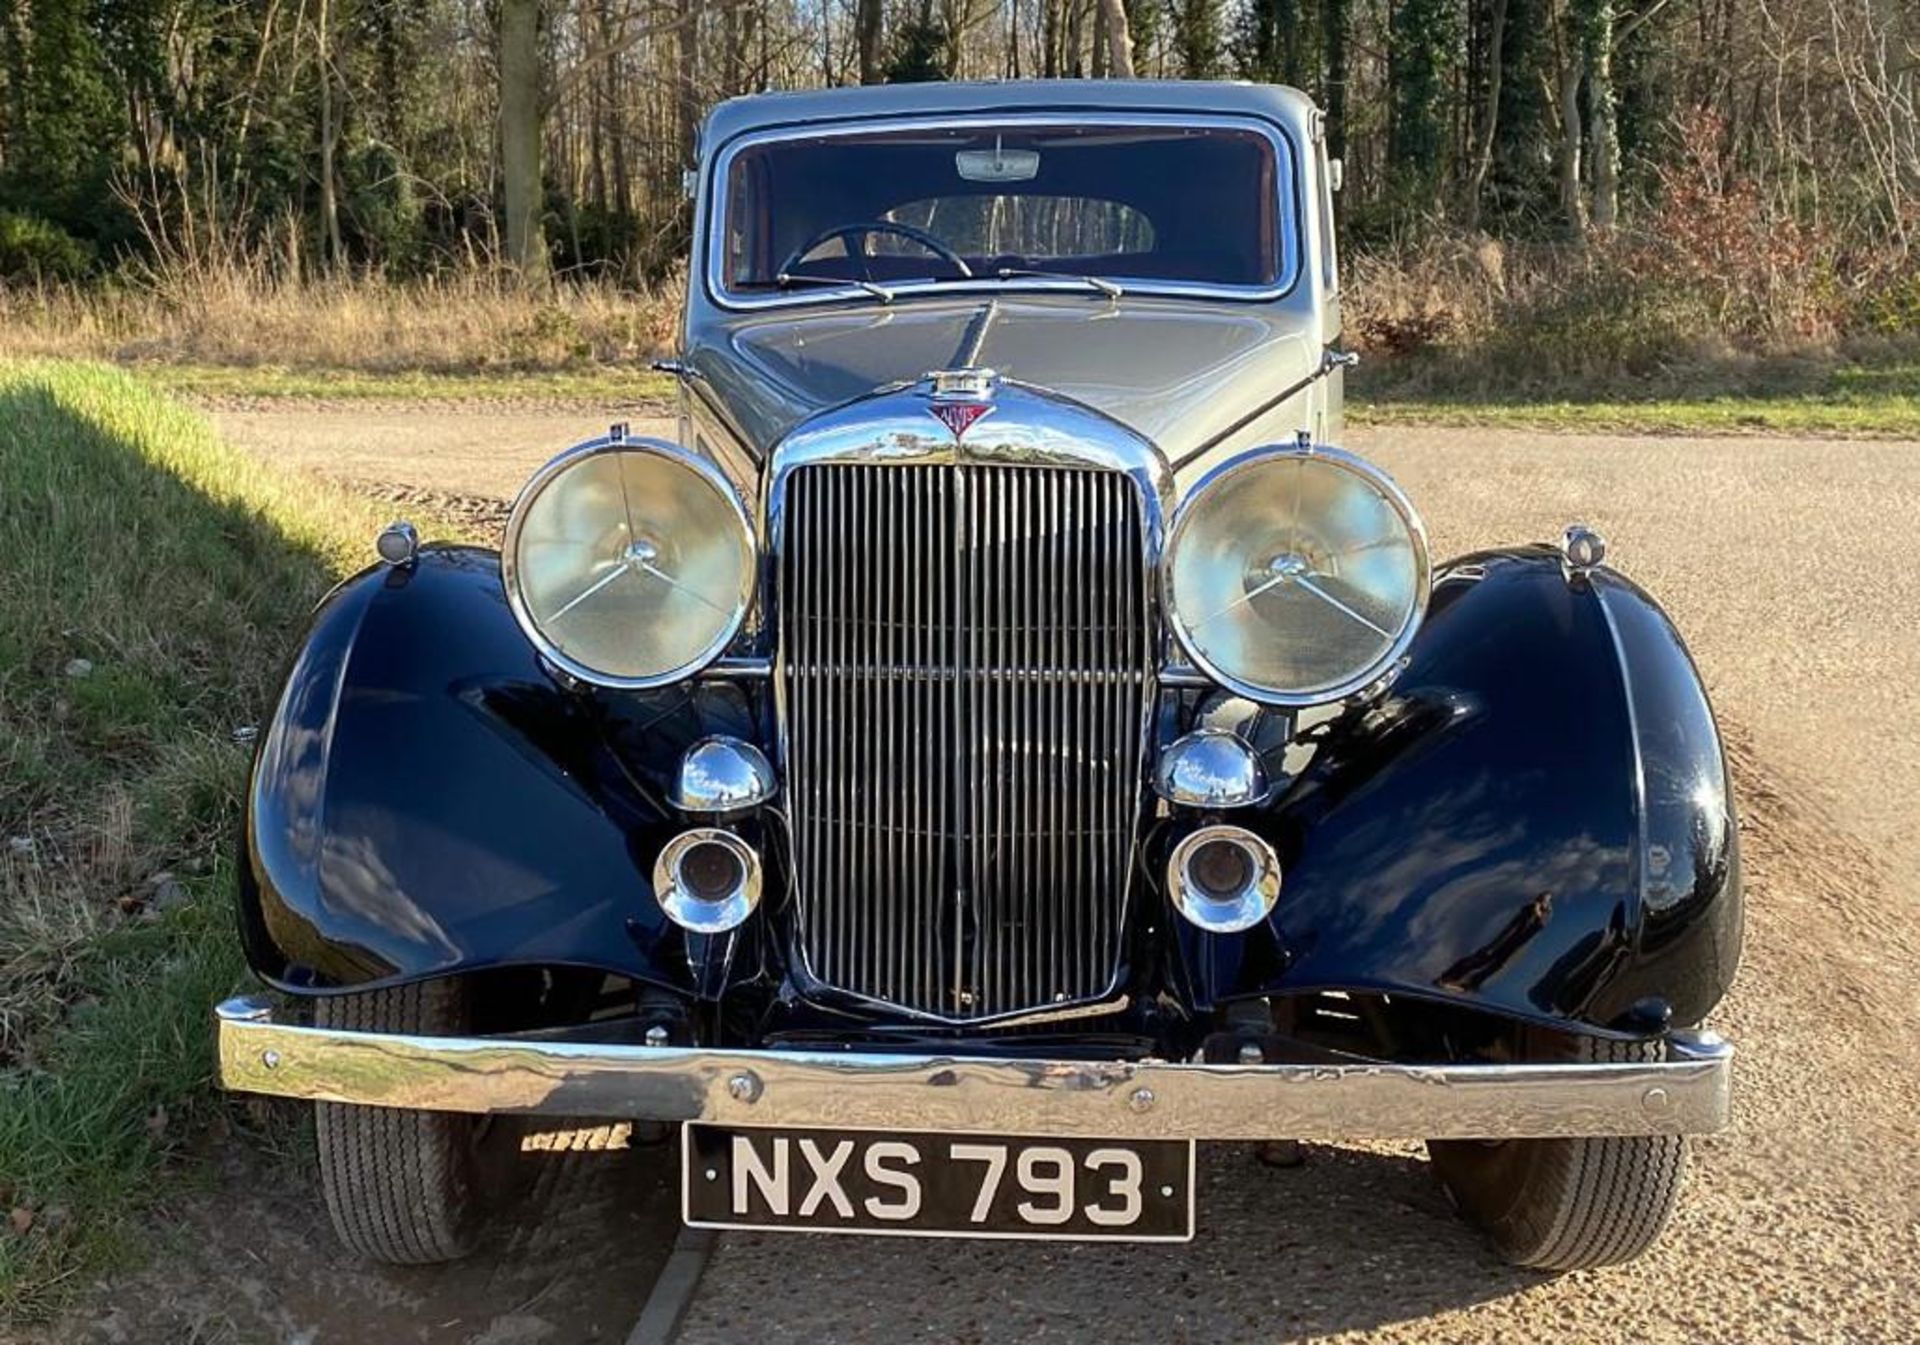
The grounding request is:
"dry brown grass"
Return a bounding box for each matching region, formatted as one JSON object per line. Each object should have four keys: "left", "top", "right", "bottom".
{"left": 1345, "top": 232, "right": 1920, "bottom": 406}
{"left": 0, "top": 263, "right": 681, "bottom": 375}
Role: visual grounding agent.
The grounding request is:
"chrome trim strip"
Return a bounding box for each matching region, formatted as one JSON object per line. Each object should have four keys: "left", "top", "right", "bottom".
{"left": 705, "top": 654, "right": 773, "bottom": 679}
{"left": 702, "top": 112, "right": 1303, "bottom": 313}
{"left": 216, "top": 998, "right": 1733, "bottom": 1141}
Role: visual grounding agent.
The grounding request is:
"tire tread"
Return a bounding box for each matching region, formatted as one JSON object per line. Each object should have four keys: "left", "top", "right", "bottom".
{"left": 1430, "top": 1035, "right": 1686, "bottom": 1272}
{"left": 314, "top": 981, "right": 477, "bottom": 1265}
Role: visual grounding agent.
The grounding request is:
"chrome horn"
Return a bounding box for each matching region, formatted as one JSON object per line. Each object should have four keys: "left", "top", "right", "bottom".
{"left": 653, "top": 829, "right": 763, "bottom": 934}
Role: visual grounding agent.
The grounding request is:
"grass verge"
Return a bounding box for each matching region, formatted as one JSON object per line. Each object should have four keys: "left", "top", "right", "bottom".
{"left": 1349, "top": 391, "right": 1920, "bottom": 438}
{"left": 0, "top": 361, "right": 463, "bottom": 1321}
{"left": 1351, "top": 352, "right": 1920, "bottom": 438}
{"left": 141, "top": 362, "right": 676, "bottom": 406}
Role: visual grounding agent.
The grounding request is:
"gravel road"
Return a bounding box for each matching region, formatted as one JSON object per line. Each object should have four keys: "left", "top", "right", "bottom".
{"left": 208, "top": 406, "right": 1920, "bottom": 1344}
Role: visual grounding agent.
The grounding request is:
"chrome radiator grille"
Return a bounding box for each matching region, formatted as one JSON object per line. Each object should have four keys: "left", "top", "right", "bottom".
{"left": 780, "top": 462, "right": 1153, "bottom": 1020}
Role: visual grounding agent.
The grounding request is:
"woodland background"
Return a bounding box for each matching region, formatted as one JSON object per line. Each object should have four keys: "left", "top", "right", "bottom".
{"left": 0, "top": 0, "right": 1916, "bottom": 392}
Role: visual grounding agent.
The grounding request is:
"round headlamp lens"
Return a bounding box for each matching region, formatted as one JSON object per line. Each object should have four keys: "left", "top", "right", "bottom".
{"left": 1168, "top": 448, "right": 1428, "bottom": 705}
{"left": 505, "top": 440, "right": 753, "bottom": 686}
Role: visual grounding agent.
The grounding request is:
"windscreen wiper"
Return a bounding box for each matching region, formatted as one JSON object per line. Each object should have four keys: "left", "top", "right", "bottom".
{"left": 775, "top": 271, "right": 895, "bottom": 304}
{"left": 993, "top": 266, "right": 1124, "bottom": 299}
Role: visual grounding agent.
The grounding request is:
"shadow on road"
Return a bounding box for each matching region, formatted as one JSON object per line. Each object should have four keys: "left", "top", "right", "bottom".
{"left": 64, "top": 1115, "right": 681, "bottom": 1343}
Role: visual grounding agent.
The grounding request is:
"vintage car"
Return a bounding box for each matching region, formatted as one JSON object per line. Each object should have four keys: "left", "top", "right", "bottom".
{"left": 215, "top": 80, "right": 1741, "bottom": 1271}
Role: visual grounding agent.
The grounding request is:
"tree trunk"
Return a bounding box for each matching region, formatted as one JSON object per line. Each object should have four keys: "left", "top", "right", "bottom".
{"left": 1322, "top": 0, "right": 1350, "bottom": 161}
{"left": 499, "top": 0, "right": 547, "bottom": 282}
{"left": 1388, "top": 0, "right": 1451, "bottom": 219}
{"left": 1097, "top": 0, "right": 1135, "bottom": 76}
{"left": 675, "top": 2, "right": 698, "bottom": 168}
{"left": 317, "top": 0, "right": 344, "bottom": 270}
{"left": 1466, "top": 0, "right": 1508, "bottom": 227}
{"left": 1580, "top": 0, "right": 1618, "bottom": 232}
{"left": 1554, "top": 5, "right": 1585, "bottom": 237}
{"left": 856, "top": 0, "right": 883, "bottom": 84}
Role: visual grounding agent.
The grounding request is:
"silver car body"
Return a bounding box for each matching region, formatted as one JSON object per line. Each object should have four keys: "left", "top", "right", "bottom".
{"left": 677, "top": 80, "right": 1342, "bottom": 497}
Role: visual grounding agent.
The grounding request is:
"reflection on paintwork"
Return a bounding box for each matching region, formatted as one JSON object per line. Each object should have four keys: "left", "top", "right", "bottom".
{"left": 241, "top": 540, "right": 1739, "bottom": 1044}
{"left": 1176, "top": 548, "right": 1739, "bottom": 1031}
{"left": 698, "top": 294, "right": 1318, "bottom": 463}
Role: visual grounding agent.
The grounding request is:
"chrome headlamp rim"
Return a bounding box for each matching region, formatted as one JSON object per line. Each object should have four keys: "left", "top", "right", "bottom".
{"left": 1163, "top": 442, "right": 1431, "bottom": 710}
{"left": 501, "top": 434, "right": 755, "bottom": 690}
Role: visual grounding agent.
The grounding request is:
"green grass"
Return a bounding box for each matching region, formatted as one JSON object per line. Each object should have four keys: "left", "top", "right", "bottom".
{"left": 0, "top": 361, "right": 460, "bottom": 1321}
{"left": 1351, "top": 355, "right": 1920, "bottom": 438}
{"left": 136, "top": 361, "right": 676, "bottom": 405}
{"left": 1349, "top": 391, "right": 1920, "bottom": 437}
{"left": 137, "top": 356, "right": 1920, "bottom": 437}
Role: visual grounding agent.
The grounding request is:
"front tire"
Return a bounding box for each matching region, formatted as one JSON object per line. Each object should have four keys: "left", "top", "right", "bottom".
{"left": 1428, "top": 1035, "right": 1685, "bottom": 1271}
{"left": 314, "top": 981, "right": 480, "bottom": 1264}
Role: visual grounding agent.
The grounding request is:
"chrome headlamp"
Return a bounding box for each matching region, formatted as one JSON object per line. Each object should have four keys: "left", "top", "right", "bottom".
{"left": 502, "top": 435, "right": 755, "bottom": 688}
{"left": 1165, "top": 445, "right": 1429, "bottom": 707}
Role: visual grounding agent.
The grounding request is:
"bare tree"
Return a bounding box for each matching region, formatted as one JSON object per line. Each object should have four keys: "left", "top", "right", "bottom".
{"left": 1825, "top": 0, "right": 1917, "bottom": 253}
{"left": 1465, "top": 0, "right": 1509, "bottom": 227}
{"left": 857, "top": 0, "right": 883, "bottom": 83}
{"left": 1097, "top": 0, "right": 1135, "bottom": 76}
{"left": 316, "top": 0, "right": 344, "bottom": 269}
{"left": 1548, "top": 0, "right": 1586, "bottom": 235}
{"left": 676, "top": 2, "right": 699, "bottom": 165}
{"left": 500, "top": 0, "right": 547, "bottom": 281}
{"left": 1581, "top": 0, "right": 1619, "bottom": 232}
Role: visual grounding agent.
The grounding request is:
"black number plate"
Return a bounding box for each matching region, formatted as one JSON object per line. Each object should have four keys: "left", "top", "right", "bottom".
{"left": 682, "top": 1124, "right": 1195, "bottom": 1242}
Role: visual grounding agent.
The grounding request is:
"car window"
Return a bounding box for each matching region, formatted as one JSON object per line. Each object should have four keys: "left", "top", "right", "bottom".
{"left": 716, "top": 120, "right": 1292, "bottom": 296}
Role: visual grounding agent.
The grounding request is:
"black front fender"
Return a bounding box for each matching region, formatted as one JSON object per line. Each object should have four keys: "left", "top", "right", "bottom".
{"left": 238, "top": 547, "right": 754, "bottom": 997}
{"left": 1183, "top": 547, "right": 1743, "bottom": 1032}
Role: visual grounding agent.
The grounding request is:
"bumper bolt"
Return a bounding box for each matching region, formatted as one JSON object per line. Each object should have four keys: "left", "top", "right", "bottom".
{"left": 261, "top": 1050, "right": 281, "bottom": 1070}
{"left": 1642, "top": 1085, "right": 1671, "bottom": 1114}
{"left": 1129, "top": 1087, "right": 1155, "bottom": 1113}
{"left": 728, "top": 1071, "right": 762, "bottom": 1103}
{"left": 1237, "top": 1042, "right": 1265, "bottom": 1065}
{"left": 644, "top": 1025, "right": 669, "bottom": 1048}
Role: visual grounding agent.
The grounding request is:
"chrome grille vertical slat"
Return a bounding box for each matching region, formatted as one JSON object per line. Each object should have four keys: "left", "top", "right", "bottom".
{"left": 782, "top": 461, "right": 1149, "bottom": 1020}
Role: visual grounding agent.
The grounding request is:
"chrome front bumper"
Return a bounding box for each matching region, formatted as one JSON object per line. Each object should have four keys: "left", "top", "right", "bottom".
{"left": 214, "top": 996, "right": 1732, "bottom": 1141}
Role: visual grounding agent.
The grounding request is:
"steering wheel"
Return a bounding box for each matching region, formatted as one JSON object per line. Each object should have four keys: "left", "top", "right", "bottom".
{"left": 779, "top": 220, "right": 973, "bottom": 281}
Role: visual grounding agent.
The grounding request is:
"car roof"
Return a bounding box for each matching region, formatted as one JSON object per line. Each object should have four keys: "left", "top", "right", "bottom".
{"left": 700, "top": 80, "right": 1318, "bottom": 152}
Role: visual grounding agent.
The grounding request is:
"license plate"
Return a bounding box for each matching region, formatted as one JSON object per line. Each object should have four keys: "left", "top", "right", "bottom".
{"left": 682, "top": 1124, "right": 1195, "bottom": 1242}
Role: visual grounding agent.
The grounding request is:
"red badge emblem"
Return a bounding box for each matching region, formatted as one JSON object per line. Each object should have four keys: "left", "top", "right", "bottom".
{"left": 929, "top": 401, "right": 994, "bottom": 438}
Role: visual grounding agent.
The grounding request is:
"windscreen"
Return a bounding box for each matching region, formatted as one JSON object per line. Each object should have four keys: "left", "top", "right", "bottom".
{"left": 719, "top": 122, "right": 1290, "bottom": 295}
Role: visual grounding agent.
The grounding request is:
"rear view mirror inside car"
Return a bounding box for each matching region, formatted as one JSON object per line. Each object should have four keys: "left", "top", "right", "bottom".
{"left": 957, "top": 140, "right": 1039, "bottom": 182}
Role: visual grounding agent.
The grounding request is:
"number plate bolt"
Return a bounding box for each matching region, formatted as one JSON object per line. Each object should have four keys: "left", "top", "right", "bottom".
{"left": 1129, "top": 1087, "right": 1155, "bottom": 1113}
{"left": 728, "top": 1071, "right": 763, "bottom": 1103}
